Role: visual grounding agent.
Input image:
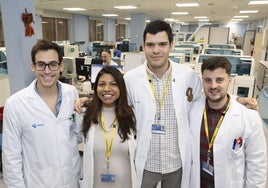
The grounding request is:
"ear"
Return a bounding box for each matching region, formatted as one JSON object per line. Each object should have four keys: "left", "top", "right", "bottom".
{"left": 170, "top": 41, "right": 174, "bottom": 50}
{"left": 59, "top": 62, "right": 64, "bottom": 72}
{"left": 30, "top": 62, "right": 35, "bottom": 72}
{"left": 228, "top": 76, "right": 232, "bottom": 83}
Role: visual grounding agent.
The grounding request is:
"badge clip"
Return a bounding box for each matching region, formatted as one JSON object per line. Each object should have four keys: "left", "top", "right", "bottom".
{"left": 186, "top": 87, "right": 193, "bottom": 102}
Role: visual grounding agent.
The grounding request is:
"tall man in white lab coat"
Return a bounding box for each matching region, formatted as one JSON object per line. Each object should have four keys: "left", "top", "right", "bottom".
{"left": 190, "top": 56, "right": 267, "bottom": 188}
{"left": 2, "top": 39, "right": 81, "bottom": 188}
{"left": 124, "top": 20, "right": 202, "bottom": 188}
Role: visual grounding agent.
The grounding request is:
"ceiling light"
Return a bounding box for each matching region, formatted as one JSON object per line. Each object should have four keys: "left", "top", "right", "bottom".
{"left": 234, "top": 15, "right": 249, "bottom": 18}
{"left": 63, "top": 8, "right": 86, "bottom": 11}
{"left": 176, "top": 3, "right": 199, "bottom": 7}
{"left": 102, "top": 14, "right": 118, "bottom": 17}
{"left": 229, "top": 21, "right": 239, "bottom": 24}
{"left": 231, "top": 19, "right": 243, "bottom": 21}
{"left": 199, "top": 19, "right": 210, "bottom": 22}
{"left": 125, "top": 18, "right": 131, "bottom": 20}
{"left": 194, "top": 16, "right": 207, "bottom": 19}
{"left": 165, "top": 18, "right": 180, "bottom": 22}
{"left": 239, "top": 10, "right": 259, "bottom": 13}
{"left": 165, "top": 18, "right": 175, "bottom": 21}
{"left": 114, "top": 6, "right": 137, "bottom": 9}
{"left": 248, "top": 1, "right": 268, "bottom": 5}
{"left": 171, "top": 12, "right": 189, "bottom": 15}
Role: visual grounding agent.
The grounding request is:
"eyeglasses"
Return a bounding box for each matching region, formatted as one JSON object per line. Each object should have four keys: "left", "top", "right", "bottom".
{"left": 34, "top": 61, "right": 60, "bottom": 71}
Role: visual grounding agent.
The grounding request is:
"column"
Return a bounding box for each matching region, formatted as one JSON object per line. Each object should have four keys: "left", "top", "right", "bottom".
{"left": 1, "top": 0, "right": 37, "bottom": 94}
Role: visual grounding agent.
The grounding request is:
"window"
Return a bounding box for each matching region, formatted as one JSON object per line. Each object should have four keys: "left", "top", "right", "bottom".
{"left": 89, "top": 19, "right": 103, "bottom": 41}
{"left": 116, "top": 24, "right": 126, "bottom": 41}
{"left": 42, "top": 17, "right": 68, "bottom": 41}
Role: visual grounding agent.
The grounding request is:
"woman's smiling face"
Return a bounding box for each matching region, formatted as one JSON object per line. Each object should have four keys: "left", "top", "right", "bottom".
{"left": 96, "top": 73, "right": 120, "bottom": 107}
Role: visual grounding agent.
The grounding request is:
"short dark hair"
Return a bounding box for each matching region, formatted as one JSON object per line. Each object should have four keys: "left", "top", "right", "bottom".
{"left": 102, "top": 49, "right": 111, "bottom": 55}
{"left": 143, "top": 20, "right": 173, "bottom": 44}
{"left": 31, "top": 39, "right": 63, "bottom": 63}
{"left": 201, "top": 56, "right": 232, "bottom": 75}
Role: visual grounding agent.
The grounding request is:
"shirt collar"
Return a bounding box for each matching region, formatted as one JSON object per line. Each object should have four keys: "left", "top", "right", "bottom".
{"left": 146, "top": 63, "right": 172, "bottom": 80}
{"left": 206, "top": 94, "right": 230, "bottom": 115}
{"left": 34, "top": 81, "right": 62, "bottom": 116}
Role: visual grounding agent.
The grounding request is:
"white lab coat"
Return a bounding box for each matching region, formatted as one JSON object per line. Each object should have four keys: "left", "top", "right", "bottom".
{"left": 79, "top": 125, "right": 139, "bottom": 188}
{"left": 124, "top": 61, "right": 202, "bottom": 187}
{"left": 190, "top": 95, "right": 267, "bottom": 188}
{"left": 3, "top": 80, "right": 81, "bottom": 188}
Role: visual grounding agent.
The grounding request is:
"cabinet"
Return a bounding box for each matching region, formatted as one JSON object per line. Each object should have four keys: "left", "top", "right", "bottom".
{"left": 256, "top": 61, "right": 268, "bottom": 93}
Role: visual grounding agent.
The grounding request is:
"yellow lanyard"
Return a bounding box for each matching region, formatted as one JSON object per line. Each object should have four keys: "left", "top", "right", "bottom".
{"left": 100, "top": 113, "right": 117, "bottom": 169}
{"left": 147, "top": 70, "right": 172, "bottom": 120}
{"left": 203, "top": 99, "right": 231, "bottom": 163}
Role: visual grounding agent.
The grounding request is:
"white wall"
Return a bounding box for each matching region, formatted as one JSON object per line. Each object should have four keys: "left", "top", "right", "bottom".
{"left": 0, "top": 76, "right": 10, "bottom": 106}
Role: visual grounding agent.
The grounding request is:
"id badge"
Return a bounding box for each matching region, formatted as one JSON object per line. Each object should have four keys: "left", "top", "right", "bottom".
{"left": 100, "top": 172, "right": 116, "bottom": 182}
{"left": 202, "top": 161, "right": 214, "bottom": 176}
{"left": 151, "top": 124, "right": 165, "bottom": 134}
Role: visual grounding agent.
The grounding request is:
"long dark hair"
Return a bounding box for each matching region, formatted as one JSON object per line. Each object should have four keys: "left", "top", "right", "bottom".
{"left": 82, "top": 66, "right": 136, "bottom": 142}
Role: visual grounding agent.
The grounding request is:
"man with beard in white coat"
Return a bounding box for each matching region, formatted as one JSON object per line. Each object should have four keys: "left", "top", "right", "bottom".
{"left": 2, "top": 39, "right": 81, "bottom": 188}
{"left": 190, "top": 56, "right": 267, "bottom": 188}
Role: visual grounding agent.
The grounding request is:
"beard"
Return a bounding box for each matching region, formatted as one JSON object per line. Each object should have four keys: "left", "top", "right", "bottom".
{"left": 206, "top": 89, "right": 227, "bottom": 104}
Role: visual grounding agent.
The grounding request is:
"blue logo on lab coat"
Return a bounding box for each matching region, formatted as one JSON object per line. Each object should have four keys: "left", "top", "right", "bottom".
{"left": 32, "top": 123, "right": 44, "bottom": 128}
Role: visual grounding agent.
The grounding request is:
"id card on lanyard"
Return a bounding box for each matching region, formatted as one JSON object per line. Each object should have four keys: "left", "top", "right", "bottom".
{"left": 148, "top": 71, "right": 171, "bottom": 135}
{"left": 100, "top": 113, "right": 117, "bottom": 182}
{"left": 202, "top": 99, "right": 231, "bottom": 176}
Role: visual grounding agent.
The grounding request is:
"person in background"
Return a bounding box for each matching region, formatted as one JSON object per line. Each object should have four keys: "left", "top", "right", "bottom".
{"left": 2, "top": 39, "right": 81, "bottom": 188}
{"left": 190, "top": 56, "right": 267, "bottom": 188}
{"left": 78, "top": 66, "right": 138, "bottom": 188}
{"left": 114, "top": 46, "right": 122, "bottom": 58}
{"left": 101, "top": 49, "right": 118, "bottom": 66}
{"left": 75, "top": 20, "right": 258, "bottom": 188}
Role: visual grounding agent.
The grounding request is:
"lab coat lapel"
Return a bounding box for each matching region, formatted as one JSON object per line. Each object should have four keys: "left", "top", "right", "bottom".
{"left": 138, "top": 65, "right": 155, "bottom": 99}
{"left": 215, "top": 102, "right": 240, "bottom": 141}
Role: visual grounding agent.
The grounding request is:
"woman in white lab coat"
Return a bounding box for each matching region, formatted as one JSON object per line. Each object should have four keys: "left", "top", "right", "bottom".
{"left": 79, "top": 66, "right": 138, "bottom": 188}
{"left": 190, "top": 95, "right": 267, "bottom": 188}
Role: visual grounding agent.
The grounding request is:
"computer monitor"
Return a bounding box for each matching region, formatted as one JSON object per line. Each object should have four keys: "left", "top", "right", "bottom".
{"left": 91, "top": 58, "right": 103, "bottom": 65}
{"left": 236, "top": 63, "right": 251, "bottom": 75}
{"left": 91, "top": 64, "right": 123, "bottom": 84}
{"left": 169, "top": 56, "right": 181, "bottom": 63}
{"left": 196, "top": 55, "right": 252, "bottom": 76}
{"left": 61, "top": 57, "right": 75, "bottom": 77}
{"left": 75, "top": 58, "right": 91, "bottom": 80}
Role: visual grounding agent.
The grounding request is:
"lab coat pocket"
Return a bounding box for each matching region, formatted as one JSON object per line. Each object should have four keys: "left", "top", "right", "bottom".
{"left": 227, "top": 137, "right": 244, "bottom": 159}
{"left": 226, "top": 140, "right": 246, "bottom": 182}
{"left": 29, "top": 166, "right": 53, "bottom": 187}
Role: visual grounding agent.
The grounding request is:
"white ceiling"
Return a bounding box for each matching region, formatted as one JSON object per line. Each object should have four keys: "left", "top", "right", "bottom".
{"left": 34, "top": 0, "right": 268, "bottom": 24}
